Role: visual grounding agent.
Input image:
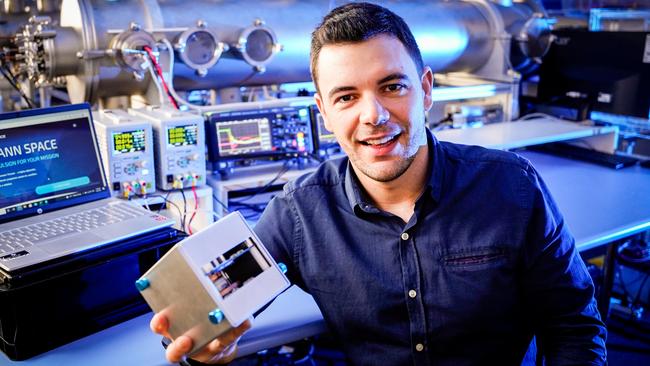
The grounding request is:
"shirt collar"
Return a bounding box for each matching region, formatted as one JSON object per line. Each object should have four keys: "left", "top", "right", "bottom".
{"left": 343, "top": 128, "right": 444, "bottom": 214}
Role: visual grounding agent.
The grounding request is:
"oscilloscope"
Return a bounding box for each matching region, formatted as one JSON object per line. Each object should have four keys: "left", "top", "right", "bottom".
{"left": 93, "top": 109, "right": 156, "bottom": 197}
{"left": 129, "top": 106, "right": 206, "bottom": 191}
{"left": 309, "top": 105, "right": 339, "bottom": 154}
{"left": 204, "top": 98, "right": 315, "bottom": 165}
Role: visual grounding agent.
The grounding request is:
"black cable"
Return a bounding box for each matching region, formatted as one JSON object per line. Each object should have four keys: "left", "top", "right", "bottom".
{"left": 237, "top": 70, "right": 259, "bottom": 86}
{"left": 142, "top": 46, "right": 179, "bottom": 109}
{"left": 212, "top": 193, "right": 230, "bottom": 215}
{"left": 141, "top": 193, "right": 184, "bottom": 226}
{"left": 230, "top": 160, "right": 291, "bottom": 204}
{"left": 429, "top": 114, "right": 453, "bottom": 129}
{"left": 229, "top": 201, "right": 267, "bottom": 213}
{"left": 0, "top": 64, "right": 35, "bottom": 108}
{"left": 159, "top": 191, "right": 172, "bottom": 214}
{"left": 179, "top": 188, "right": 188, "bottom": 232}
{"left": 1, "top": 62, "right": 35, "bottom": 108}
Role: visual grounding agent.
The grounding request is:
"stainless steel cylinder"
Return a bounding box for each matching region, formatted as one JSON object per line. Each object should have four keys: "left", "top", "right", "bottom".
{"left": 499, "top": 1, "right": 553, "bottom": 72}
{"left": 161, "top": 0, "right": 495, "bottom": 90}
{"left": 46, "top": 26, "right": 82, "bottom": 77}
{"left": 55, "top": 0, "right": 539, "bottom": 103}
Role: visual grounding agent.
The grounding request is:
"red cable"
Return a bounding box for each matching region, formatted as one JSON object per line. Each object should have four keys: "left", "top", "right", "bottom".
{"left": 187, "top": 185, "right": 199, "bottom": 235}
{"left": 142, "top": 46, "right": 179, "bottom": 109}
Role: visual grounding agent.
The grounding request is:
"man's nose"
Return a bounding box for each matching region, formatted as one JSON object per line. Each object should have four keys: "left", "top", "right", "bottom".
{"left": 359, "top": 96, "right": 390, "bottom": 126}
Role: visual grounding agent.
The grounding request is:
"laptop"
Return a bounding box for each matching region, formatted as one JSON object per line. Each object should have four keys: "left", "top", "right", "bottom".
{"left": 0, "top": 103, "right": 174, "bottom": 273}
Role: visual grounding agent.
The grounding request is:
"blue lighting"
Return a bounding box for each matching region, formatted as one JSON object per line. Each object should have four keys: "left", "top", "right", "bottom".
{"left": 415, "top": 32, "right": 468, "bottom": 57}
{"left": 430, "top": 85, "right": 497, "bottom": 102}
{"left": 590, "top": 111, "right": 650, "bottom": 128}
{"left": 282, "top": 81, "right": 316, "bottom": 93}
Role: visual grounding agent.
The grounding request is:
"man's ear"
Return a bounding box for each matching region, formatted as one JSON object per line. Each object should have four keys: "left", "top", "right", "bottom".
{"left": 420, "top": 66, "right": 434, "bottom": 112}
{"left": 314, "top": 93, "right": 333, "bottom": 132}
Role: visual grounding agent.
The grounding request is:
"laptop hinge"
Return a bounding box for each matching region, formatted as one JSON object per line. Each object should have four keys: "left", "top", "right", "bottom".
{"left": 0, "top": 270, "right": 9, "bottom": 285}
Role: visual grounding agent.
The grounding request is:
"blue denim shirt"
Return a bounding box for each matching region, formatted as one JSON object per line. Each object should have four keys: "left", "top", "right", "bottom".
{"left": 254, "top": 131, "right": 607, "bottom": 366}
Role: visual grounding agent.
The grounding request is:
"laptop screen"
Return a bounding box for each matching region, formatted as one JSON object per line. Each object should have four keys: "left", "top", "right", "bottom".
{"left": 0, "top": 104, "right": 110, "bottom": 224}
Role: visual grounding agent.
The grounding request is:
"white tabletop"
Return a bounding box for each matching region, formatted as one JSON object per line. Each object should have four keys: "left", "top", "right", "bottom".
{"left": 436, "top": 119, "right": 618, "bottom": 151}
{"left": 3, "top": 152, "right": 649, "bottom": 366}
{"left": 519, "top": 151, "right": 650, "bottom": 251}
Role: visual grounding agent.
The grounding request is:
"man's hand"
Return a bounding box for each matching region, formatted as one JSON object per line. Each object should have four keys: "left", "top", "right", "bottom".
{"left": 150, "top": 312, "right": 252, "bottom": 364}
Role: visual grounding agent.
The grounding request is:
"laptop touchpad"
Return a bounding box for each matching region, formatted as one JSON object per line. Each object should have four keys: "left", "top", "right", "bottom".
{"left": 42, "top": 233, "right": 106, "bottom": 254}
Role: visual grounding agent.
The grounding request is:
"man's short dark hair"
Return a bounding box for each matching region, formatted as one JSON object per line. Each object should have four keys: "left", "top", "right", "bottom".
{"left": 310, "top": 2, "right": 424, "bottom": 93}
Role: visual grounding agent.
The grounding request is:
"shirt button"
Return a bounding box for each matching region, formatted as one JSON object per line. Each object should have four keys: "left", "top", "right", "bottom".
{"left": 415, "top": 343, "right": 424, "bottom": 352}
{"left": 408, "top": 289, "right": 417, "bottom": 298}
{"left": 401, "top": 232, "right": 409, "bottom": 240}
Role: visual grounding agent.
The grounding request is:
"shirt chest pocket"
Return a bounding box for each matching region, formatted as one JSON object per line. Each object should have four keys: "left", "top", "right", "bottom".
{"left": 435, "top": 246, "right": 518, "bottom": 328}
{"left": 441, "top": 246, "right": 508, "bottom": 271}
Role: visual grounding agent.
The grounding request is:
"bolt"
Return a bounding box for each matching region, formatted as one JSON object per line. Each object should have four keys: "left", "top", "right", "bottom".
{"left": 135, "top": 278, "right": 150, "bottom": 291}
{"left": 278, "top": 262, "right": 288, "bottom": 274}
{"left": 208, "top": 309, "right": 224, "bottom": 324}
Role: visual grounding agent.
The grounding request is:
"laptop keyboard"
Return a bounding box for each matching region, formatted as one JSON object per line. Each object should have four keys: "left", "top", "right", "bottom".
{"left": 0, "top": 203, "right": 147, "bottom": 254}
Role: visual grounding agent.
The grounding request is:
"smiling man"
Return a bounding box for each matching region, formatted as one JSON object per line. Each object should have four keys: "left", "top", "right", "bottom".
{"left": 152, "top": 3, "right": 607, "bottom": 365}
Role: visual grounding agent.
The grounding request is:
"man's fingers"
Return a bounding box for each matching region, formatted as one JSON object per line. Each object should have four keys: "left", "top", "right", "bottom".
{"left": 224, "top": 319, "right": 252, "bottom": 344}
{"left": 154, "top": 317, "right": 252, "bottom": 364}
{"left": 166, "top": 335, "right": 193, "bottom": 363}
{"left": 149, "top": 312, "right": 171, "bottom": 339}
{"left": 204, "top": 320, "right": 251, "bottom": 355}
{"left": 188, "top": 320, "right": 252, "bottom": 363}
{"left": 232, "top": 320, "right": 251, "bottom": 339}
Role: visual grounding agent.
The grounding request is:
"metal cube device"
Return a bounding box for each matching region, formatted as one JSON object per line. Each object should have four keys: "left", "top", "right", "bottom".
{"left": 136, "top": 211, "right": 290, "bottom": 355}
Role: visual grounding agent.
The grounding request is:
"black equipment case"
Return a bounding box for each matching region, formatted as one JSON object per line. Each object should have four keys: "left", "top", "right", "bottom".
{"left": 0, "top": 227, "right": 185, "bottom": 361}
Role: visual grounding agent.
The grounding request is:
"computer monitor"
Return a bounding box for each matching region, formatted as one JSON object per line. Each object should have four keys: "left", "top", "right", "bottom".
{"left": 0, "top": 103, "right": 110, "bottom": 223}
{"left": 537, "top": 29, "right": 650, "bottom": 120}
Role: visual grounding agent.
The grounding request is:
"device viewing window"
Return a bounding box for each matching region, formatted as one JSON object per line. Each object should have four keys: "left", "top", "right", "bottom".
{"left": 202, "top": 237, "right": 271, "bottom": 299}
{"left": 216, "top": 118, "right": 273, "bottom": 157}
{"left": 112, "top": 129, "right": 146, "bottom": 155}
{"left": 167, "top": 125, "right": 198, "bottom": 147}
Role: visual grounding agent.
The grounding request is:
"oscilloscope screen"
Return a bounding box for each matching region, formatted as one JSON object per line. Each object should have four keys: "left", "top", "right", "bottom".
{"left": 309, "top": 106, "right": 339, "bottom": 150}
{"left": 215, "top": 118, "right": 273, "bottom": 157}
{"left": 316, "top": 113, "right": 337, "bottom": 145}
